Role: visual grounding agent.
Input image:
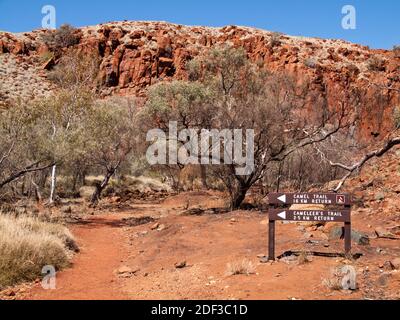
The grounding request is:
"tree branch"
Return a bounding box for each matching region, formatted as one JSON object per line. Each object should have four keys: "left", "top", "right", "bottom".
{"left": 368, "top": 81, "right": 400, "bottom": 93}
{"left": 0, "top": 142, "right": 15, "bottom": 168}
{"left": 330, "top": 137, "right": 400, "bottom": 191}
{"left": 270, "top": 104, "right": 350, "bottom": 162}
{"left": 0, "top": 161, "right": 56, "bottom": 189}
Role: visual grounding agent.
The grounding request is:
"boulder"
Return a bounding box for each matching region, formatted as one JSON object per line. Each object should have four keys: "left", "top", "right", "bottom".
{"left": 11, "top": 41, "right": 26, "bottom": 54}
{"left": 383, "top": 261, "right": 395, "bottom": 271}
{"left": 41, "top": 57, "right": 55, "bottom": 70}
{"left": 174, "top": 261, "right": 187, "bottom": 269}
{"left": 375, "top": 227, "right": 399, "bottom": 239}
{"left": 151, "top": 223, "right": 160, "bottom": 230}
{"left": 328, "top": 226, "right": 344, "bottom": 240}
{"left": 390, "top": 258, "right": 400, "bottom": 270}
{"left": 117, "top": 266, "right": 132, "bottom": 274}
{"left": 328, "top": 226, "right": 370, "bottom": 245}
{"left": 116, "top": 266, "right": 140, "bottom": 278}
{"left": 352, "top": 231, "right": 370, "bottom": 245}
{"left": 375, "top": 192, "right": 385, "bottom": 201}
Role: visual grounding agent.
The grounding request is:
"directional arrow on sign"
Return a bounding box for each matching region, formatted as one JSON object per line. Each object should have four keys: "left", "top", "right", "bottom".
{"left": 277, "top": 211, "right": 286, "bottom": 220}
{"left": 269, "top": 192, "right": 352, "bottom": 205}
{"left": 269, "top": 209, "right": 351, "bottom": 222}
{"left": 278, "top": 195, "right": 286, "bottom": 203}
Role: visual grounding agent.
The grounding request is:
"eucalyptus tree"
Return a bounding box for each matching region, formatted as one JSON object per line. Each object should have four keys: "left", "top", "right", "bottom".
{"left": 144, "top": 46, "right": 350, "bottom": 209}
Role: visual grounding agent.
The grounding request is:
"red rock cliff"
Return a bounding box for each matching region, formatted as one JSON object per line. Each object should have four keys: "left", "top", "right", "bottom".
{"left": 1, "top": 21, "right": 399, "bottom": 142}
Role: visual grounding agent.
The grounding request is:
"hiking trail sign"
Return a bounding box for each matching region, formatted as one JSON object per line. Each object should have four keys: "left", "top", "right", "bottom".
{"left": 267, "top": 192, "right": 352, "bottom": 260}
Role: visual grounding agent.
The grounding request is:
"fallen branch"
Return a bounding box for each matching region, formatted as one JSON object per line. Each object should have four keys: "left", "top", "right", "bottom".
{"left": 277, "top": 250, "right": 363, "bottom": 260}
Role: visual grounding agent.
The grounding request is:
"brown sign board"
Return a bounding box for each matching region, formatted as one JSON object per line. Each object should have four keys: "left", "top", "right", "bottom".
{"left": 269, "top": 209, "right": 351, "bottom": 223}
{"left": 268, "top": 193, "right": 352, "bottom": 205}
{"left": 267, "top": 192, "right": 352, "bottom": 261}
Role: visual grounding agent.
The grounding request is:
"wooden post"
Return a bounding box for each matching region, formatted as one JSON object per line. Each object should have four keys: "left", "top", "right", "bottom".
{"left": 268, "top": 220, "right": 275, "bottom": 261}
{"left": 268, "top": 203, "right": 276, "bottom": 261}
{"left": 344, "top": 204, "right": 351, "bottom": 255}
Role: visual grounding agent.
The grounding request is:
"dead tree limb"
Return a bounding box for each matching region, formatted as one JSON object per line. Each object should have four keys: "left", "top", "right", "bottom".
{"left": 271, "top": 105, "right": 350, "bottom": 162}
{"left": 328, "top": 137, "right": 400, "bottom": 191}
{"left": 0, "top": 142, "right": 15, "bottom": 168}
{"left": 0, "top": 161, "right": 56, "bottom": 189}
{"left": 368, "top": 82, "right": 400, "bottom": 93}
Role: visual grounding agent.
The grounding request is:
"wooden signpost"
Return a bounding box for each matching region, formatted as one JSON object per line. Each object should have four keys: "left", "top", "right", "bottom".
{"left": 267, "top": 192, "right": 352, "bottom": 260}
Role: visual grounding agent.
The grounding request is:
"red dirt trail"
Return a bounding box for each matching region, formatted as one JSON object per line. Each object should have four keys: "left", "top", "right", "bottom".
{"left": 21, "top": 190, "right": 400, "bottom": 300}
{"left": 27, "top": 214, "right": 129, "bottom": 300}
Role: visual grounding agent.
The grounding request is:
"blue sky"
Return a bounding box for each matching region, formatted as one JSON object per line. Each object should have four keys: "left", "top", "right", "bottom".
{"left": 0, "top": 0, "right": 398, "bottom": 49}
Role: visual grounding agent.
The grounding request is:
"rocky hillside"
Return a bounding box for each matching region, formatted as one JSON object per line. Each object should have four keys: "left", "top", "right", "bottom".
{"left": 1, "top": 21, "right": 399, "bottom": 141}
{"left": 328, "top": 147, "right": 400, "bottom": 213}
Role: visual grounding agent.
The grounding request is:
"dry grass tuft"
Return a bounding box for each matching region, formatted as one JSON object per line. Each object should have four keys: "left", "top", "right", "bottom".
{"left": 393, "top": 45, "right": 400, "bottom": 58}
{"left": 322, "top": 276, "right": 343, "bottom": 291}
{"left": 226, "top": 259, "right": 256, "bottom": 276}
{"left": 297, "top": 251, "right": 312, "bottom": 265}
{"left": 0, "top": 214, "right": 77, "bottom": 289}
{"left": 322, "top": 265, "right": 357, "bottom": 291}
{"left": 366, "top": 56, "right": 386, "bottom": 72}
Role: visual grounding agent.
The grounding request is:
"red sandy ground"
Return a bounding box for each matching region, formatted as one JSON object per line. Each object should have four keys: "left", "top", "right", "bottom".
{"left": 17, "top": 189, "right": 400, "bottom": 301}
{"left": 27, "top": 214, "right": 129, "bottom": 300}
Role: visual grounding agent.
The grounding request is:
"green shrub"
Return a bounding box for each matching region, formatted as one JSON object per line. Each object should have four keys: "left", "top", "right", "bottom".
{"left": 40, "top": 24, "right": 80, "bottom": 53}
{"left": 393, "top": 45, "right": 400, "bottom": 58}
{"left": 269, "top": 32, "right": 283, "bottom": 48}
{"left": 366, "top": 56, "right": 386, "bottom": 72}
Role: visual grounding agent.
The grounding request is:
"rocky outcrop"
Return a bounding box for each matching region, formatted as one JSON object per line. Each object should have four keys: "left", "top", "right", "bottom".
{"left": 0, "top": 21, "right": 399, "bottom": 141}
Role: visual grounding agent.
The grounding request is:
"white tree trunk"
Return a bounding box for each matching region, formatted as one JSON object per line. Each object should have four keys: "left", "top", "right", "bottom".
{"left": 49, "top": 165, "right": 57, "bottom": 204}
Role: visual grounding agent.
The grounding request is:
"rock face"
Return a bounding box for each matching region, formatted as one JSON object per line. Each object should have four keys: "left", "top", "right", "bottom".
{"left": 1, "top": 21, "right": 399, "bottom": 142}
